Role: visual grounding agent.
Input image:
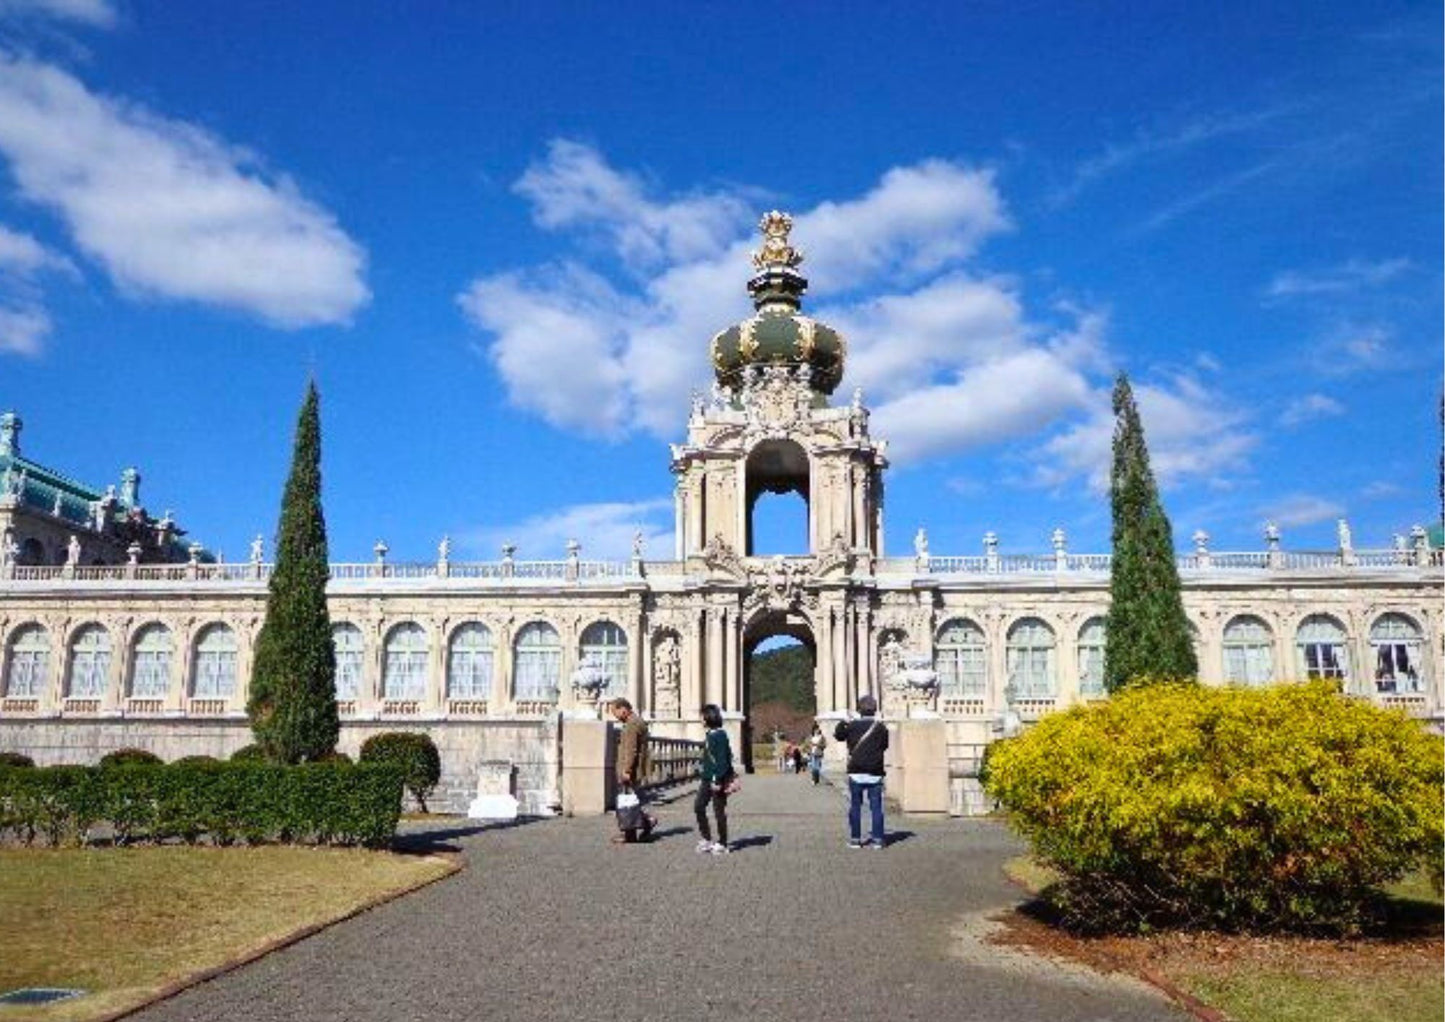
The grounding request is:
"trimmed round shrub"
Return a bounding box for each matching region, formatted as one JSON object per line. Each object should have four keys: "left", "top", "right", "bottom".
{"left": 172, "top": 755, "right": 219, "bottom": 767}
{"left": 315, "top": 750, "right": 352, "bottom": 764}
{"left": 983, "top": 681, "right": 1444, "bottom": 934}
{"left": 359, "top": 732, "right": 440, "bottom": 812}
{"left": 230, "top": 744, "right": 266, "bottom": 762}
{"left": 99, "top": 748, "right": 163, "bottom": 768}
{"left": 0, "top": 751, "right": 34, "bottom": 768}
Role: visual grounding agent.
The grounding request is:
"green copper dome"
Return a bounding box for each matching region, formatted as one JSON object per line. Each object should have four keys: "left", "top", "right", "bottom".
{"left": 709, "top": 212, "right": 846, "bottom": 396}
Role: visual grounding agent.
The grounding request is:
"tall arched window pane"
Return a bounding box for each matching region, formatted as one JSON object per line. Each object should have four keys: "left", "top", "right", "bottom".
{"left": 1370, "top": 613, "right": 1424, "bottom": 694}
{"left": 4, "top": 624, "right": 49, "bottom": 698}
{"left": 1223, "top": 616, "right": 1273, "bottom": 686}
{"left": 1006, "top": 619, "right": 1056, "bottom": 699}
{"left": 1077, "top": 618, "right": 1106, "bottom": 697}
{"left": 382, "top": 623, "right": 428, "bottom": 700}
{"left": 130, "top": 624, "right": 173, "bottom": 698}
{"left": 1295, "top": 615, "right": 1349, "bottom": 682}
{"left": 333, "top": 623, "right": 363, "bottom": 700}
{"left": 935, "top": 619, "right": 986, "bottom": 698}
{"left": 513, "top": 622, "right": 561, "bottom": 701}
{"left": 192, "top": 624, "right": 238, "bottom": 698}
{"left": 67, "top": 624, "right": 111, "bottom": 699}
{"left": 448, "top": 622, "right": 494, "bottom": 699}
{"left": 580, "top": 621, "right": 628, "bottom": 698}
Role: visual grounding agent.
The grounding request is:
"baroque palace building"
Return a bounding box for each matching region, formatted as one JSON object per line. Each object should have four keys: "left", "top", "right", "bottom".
{"left": 1, "top": 213, "right": 1441, "bottom": 814}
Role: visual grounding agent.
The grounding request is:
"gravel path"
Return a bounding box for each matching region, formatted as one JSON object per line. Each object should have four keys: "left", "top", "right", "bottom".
{"left": 135, "top": 773, "right": 1187, "bottom": 1021}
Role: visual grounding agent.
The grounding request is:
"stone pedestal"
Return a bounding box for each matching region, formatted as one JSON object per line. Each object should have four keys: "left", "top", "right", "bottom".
{"left": 467, "top": 761, "right": 519, "bottom": 820}
{"left": 895, "top": 717, "right": 949, "bottom": 815}
{"left": 559, "top": 717, "right": 616, "bottom": 817}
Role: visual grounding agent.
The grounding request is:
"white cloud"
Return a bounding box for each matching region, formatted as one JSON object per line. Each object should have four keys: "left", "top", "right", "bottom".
{"left": 1279, "top": 393, "right": 1345, "bottom": 427}
{"left": 1266, "top": 258, "right": 1410, "bottom": 298}
{"left": 0, "top": 56, "right": 369, "bottom": 328}
{"left": 1361, "top": 480, "right": 1403, "bottom": 500}
{"left": 459, "top": 142, "right": 1250, "bottom": 490}
{"left": 1031, "top": 373, "right": 1258, "bottom": 492}
{"left": 0, "top": 0, "right": 115, "bottom": 27}
{"left": 459, "top": 142, "right": 1078, "bottom": 463}
{"left": 0, "top": 304, "right": 48, "bottom": 354}
{"left": 460, "top": 497, "right": 674, "bottom": 562}
{"left": 1261, "top": 494, "right": 1345, "bottom": 529}
{"left": 0, "top": 223, "right": 71, "bottom": 275}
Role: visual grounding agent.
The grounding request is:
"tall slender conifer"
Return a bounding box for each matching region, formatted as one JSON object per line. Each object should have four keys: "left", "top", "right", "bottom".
{"left": 247, "top": 382, "right": 339, "bottom": 761}
{"left": 1104, "top": 373, "right": 1197, "bottom": 691}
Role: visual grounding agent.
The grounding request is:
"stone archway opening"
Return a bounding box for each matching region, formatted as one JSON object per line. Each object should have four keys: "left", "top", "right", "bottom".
{"left": 745, "top": 439, "right": 809, "bottom": 555}
{"left": 742, "top": 610, "right": 816, "bottom": 773}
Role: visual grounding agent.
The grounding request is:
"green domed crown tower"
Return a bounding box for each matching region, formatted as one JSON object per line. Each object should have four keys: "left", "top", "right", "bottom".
{"left": 709, "top": 211, "right": 845, "bottom": 397}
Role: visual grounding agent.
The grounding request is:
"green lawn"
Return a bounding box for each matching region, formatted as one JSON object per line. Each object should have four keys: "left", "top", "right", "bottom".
{"left": 0, "top": 846, "right": 456, "bottom": 1021}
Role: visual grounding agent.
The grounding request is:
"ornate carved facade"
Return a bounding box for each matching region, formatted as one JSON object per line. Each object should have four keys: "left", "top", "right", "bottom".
{"left": 1, "top": 213, "right": 1440, "bottom": 810}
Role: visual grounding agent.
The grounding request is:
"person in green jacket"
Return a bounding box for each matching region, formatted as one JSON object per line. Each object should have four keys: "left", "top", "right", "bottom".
{"left": 695, "top": 703, "right": 733, "bottom": 855}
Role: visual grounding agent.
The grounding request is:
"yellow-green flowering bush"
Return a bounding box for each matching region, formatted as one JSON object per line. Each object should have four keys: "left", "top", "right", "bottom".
{"left": 982, "top": 681, "right": 1443, "bottom": 933}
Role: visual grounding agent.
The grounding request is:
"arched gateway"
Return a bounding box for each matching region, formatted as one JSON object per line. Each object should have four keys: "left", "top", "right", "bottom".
{"left": 657, "top": 211, "right": 889, "bottom": 757}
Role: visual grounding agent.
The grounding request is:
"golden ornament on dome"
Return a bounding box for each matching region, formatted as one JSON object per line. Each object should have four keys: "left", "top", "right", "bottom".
{"left": 751, "top": 210, "right": 804, "bottom": 271}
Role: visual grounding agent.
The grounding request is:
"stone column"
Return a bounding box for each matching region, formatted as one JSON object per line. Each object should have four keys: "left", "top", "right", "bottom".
{"left": 628, "top": 614, "right": 644, "bottom": 711}
{"left": 987, "top": 614, "right": 1008, "bottom": 713}
{"left": 491, "top": 622, "right": 513, "bottom": 714}
{"left": 706, "top": 607, "right": 724, "bottom": 709}
{"left": 724, "top": 607, "right": 739, "bottom": 713}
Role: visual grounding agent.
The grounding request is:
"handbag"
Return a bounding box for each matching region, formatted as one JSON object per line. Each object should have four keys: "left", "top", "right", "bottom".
{"left": 615, "top": 788, "right": 645, "bottom": 831}
{"left": 719, "top": 771, "right": 742, "bottom": 796}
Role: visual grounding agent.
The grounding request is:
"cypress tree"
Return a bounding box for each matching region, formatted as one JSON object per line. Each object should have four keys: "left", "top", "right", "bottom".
{"left": 1104, "top": 373, "right": 1198, "bottom": 691}
{"left": 247, "top": 382, "right": 339, "bottom": 762}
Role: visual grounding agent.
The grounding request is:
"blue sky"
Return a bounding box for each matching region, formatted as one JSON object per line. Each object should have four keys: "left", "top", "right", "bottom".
{"left": 0, "top": 1, "right": 1438, "bottom": 563}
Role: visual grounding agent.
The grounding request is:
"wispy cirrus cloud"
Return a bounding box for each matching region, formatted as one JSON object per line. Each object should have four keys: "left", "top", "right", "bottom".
{"left": 1260, "top": 493, "right": 1345, "bottom": 529}
{"left": 0, "top": 0, "right": 115, "bottom": 27}
{"left": 459, "top": 497, "right": 674, "bottom": 562}
{"left": 1279, "top": 393, "right": 1345, "bottom": 427}
{"left": 0, "top": 56, "right": 370, "bottom": 336}
{"left": 1266, "top": 258, "right": 1410, "bottom": 298}
{"left": 1050, "top": 105, "right": 1297, "bottom": 207}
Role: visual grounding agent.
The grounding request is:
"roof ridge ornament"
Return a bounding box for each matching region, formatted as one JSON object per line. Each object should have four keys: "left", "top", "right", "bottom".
{"left": 751, "top": 210, "right": 803, "bottom": 272}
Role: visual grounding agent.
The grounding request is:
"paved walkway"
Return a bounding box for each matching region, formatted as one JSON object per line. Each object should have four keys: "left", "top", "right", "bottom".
{"left": 137, "top": 773, "right": 1187, "bottom": 1022}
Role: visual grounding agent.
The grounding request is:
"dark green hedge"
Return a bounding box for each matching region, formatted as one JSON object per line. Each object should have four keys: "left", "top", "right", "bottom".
{"left": 99, "top": 748, "right": 163, "bottom": 767}
{"left": 0, "top": 761, "right": 404, "bottom": 848}
{"left": 359, "top": 732, "right": 440, "bottom": 812}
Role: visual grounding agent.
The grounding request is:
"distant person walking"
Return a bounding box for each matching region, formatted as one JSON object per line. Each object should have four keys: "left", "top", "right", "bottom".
{"left": 834, "top": 695, "right": 889, "bottom": 849}
{"left": 695, "top": 703, "right": 734, "bottom": 855}
{"left": 806, "top": 723, "right": 826, "bottom": 785}
{"left": 610, "top": 697, "right": 656, "bottom": 844}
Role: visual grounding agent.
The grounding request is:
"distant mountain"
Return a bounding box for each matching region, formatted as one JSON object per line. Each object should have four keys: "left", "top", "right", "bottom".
{"left": 749, "top": 644, "right": 814, "bottom": 711}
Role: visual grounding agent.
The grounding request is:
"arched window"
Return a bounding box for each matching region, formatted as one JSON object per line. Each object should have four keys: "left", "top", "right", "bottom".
{"left": 191, "top": 624, "right": 238, "bottom": 698}
{"left": 333, "top": 623, "right": 363, "bottom": 700}
{"left": 1223, "top": 616, "right": 1274, "bottom": 686}
{"left": 4, "top": 624, "right": 49, "bottom": 698}
{"left": 447, "top": 623, "right": 494, "bottom": 700}
{"left": 129, "top": 624, "right": 173, "bottom": 698}
{"left": 1371, "top": 614, "right": 1424, "bottom": 694}
{"left": 1295, "top": 615, "right": 1349, "bottom": 682}
{"left": 580, "top": 621, "right": 628, "bottom": 698}
{"left": 66, "top": 624, "right": 111, "bottom": 699}
{"left": 1077, "top": 618, "right": 1106, "bottom": 697}
{"left": 17, "top": 537, "right": 43, "bottom": 566}
{"left": 513, "top": 622, "right": 561, "bottom": 701}
{"left": 935, "top": 619, "right": 986, "bottom": 698}
{"left": 382, "top": 623, "right": 428, "bottom": 700}
{"left": 1006, "top": 619, "right": 1056, "bottom": 699}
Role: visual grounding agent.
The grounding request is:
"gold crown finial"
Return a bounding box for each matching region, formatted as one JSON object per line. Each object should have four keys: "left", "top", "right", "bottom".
{"left": 751, "top": 210, "right": 803, "bottom": 272}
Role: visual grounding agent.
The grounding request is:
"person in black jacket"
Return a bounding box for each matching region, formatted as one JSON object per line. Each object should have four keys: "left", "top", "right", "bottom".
{"left": 834, "top": 694, "right": 889, "bottom": 849}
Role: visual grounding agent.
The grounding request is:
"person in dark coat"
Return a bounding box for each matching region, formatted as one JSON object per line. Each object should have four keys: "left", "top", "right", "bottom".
{"left": 833, "top": 694, "right": 889, "bottom": 849}
{"left": 695, "top": 703, "right": 733, "bottom": 854}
